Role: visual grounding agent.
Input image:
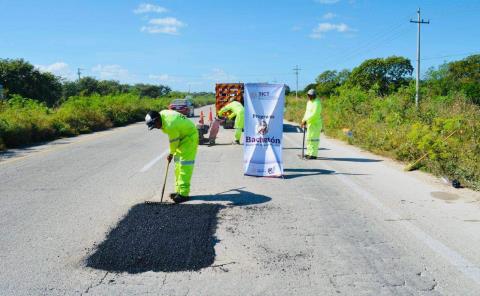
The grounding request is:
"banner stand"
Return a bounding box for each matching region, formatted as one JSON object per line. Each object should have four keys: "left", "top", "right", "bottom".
{"left": 243, "top": 83, "right": 285, "bottom": 177}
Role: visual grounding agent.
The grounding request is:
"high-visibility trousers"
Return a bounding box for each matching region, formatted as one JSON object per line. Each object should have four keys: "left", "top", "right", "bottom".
{"left": 234, "top": 112, "right": 244, "bottom": 142}
{"left": 306, "top": 121, "right": 322, "bottom": 157}
{"left": 173, "top": 133, "right": 199, "bottom": 196}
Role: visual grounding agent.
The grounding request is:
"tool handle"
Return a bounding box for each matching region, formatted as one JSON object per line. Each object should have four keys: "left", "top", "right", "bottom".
{"left": 160, "top": 161, "right": 170, "bottom": 203}
{"left": 302, "top": 127, "right": 306, "bottom": 159}
{"left": 408, "top": 129, "right": 458, "bottom": 168}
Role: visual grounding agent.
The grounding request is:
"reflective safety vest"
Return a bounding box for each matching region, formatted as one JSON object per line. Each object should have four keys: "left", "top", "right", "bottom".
{"left": 160, "top": 110, "right": 197, "bottom": 154}
{"left": 302, "top": 98, "right": 322, "bottom": 125}
{"left": 218, "top": 101, "right": 244, "bottom": 120}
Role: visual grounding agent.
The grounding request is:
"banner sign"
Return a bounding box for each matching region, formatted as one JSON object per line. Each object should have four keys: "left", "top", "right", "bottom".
{"left": 243, "top": 83, "right": 285, "bottom": 177}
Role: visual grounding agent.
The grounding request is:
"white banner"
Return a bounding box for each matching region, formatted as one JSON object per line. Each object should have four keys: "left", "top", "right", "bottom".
{"left": 243, "top": 83, "right": 285, "bottom": 177}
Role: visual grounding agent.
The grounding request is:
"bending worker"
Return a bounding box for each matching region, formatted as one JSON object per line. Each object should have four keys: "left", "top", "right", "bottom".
{"left": 218, "top": 98, "right": 245, "bottom": 144}
{"left": 301, "top": 89, "right": 322, "bottom": 159}
{"left": 145, "top": 110, "right": 198, "bottom": 203}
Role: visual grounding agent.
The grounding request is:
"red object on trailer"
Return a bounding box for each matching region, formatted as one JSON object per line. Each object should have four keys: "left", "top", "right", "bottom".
{"left": 208, "top": 118, "right": 222, "bottom": 145}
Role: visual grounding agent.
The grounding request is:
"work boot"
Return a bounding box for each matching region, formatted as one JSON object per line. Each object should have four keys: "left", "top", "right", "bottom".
{"left": 233, "top": 140, "right": 240, "bottom": 145}
{"left": 307, "top": 155, "right": 317, "bottom": 160}
{"left": 172, "top": 194, "right": 190, "bottom": 204}
{"left": 169, "top": 192, "right": 177, "bottom": 198}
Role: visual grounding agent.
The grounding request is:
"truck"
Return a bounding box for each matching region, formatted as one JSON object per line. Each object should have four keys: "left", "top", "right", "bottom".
{"left": 215, "top": 83, "right": 244, "bottom": 129}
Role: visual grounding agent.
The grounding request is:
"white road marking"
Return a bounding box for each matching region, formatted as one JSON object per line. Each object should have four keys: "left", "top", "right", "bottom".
{"left": 140, "top": 150, "right": 170, "bottom": 173}
{"left": 284, "top": 133, "right": 480, "bottom": 285}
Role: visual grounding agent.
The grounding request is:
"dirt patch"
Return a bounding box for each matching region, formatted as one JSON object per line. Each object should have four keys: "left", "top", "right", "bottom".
{"left": 430, "top": 191, "right": 461, "bottom": 201}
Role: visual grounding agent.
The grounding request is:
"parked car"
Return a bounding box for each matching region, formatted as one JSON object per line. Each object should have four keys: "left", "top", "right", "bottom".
{"left": 168, "top": 99, "right": 194, "bottom": 117}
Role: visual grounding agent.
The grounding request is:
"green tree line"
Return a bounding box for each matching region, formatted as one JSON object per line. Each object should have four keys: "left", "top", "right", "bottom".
{"left": 304, "top": 54, "right": 480, "bottom": 105}
{"left": 0, "top": 58, "right": 172, "bottom": 106}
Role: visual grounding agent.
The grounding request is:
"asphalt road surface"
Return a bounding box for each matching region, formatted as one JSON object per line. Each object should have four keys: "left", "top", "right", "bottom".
{"left": 1, "top": 105, "right": 480, "bottom": 295}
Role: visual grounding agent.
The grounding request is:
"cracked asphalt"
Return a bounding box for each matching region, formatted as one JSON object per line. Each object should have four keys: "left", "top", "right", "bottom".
{"left": 1, "top": 105, "right": 480, "bottom": 295}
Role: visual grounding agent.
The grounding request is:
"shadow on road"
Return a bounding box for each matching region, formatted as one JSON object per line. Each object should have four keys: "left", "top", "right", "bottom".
{"left": 283, "top": 168, "right": 367, "bottom": 179}
{"left": 191, "top": 188, "right": 271, "bottom": 206}
{"left": 283, "top": 123, "right": 303, "bottom": 133}
{"left": 315, "top": 156, "right": 382, "bottom": 163}
{"left": 283, "top": 147, "right": 330, "bottom": 151}
{"left": 86, "top": 203, "right": 222, "bottom": 273}
{"left": 86, "top": 189, "right": 270, "bottom": 274}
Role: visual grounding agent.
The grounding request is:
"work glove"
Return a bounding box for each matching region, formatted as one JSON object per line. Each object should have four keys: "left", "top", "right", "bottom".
{"left": 167, "top": 154, "right": 173, "bottom": 163}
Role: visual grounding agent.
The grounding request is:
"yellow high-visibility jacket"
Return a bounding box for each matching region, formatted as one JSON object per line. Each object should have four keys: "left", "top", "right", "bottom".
{"left": 160, "top": 110, "right": 197, "bottom": 154}
{"left": 218, "top": 101, "right": 244, "bottom": 120}
{"left": 302, "top": 98, "right": 322, "bottom": 126}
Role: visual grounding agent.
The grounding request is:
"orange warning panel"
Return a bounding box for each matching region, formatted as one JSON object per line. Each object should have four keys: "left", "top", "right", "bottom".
{"left": 215, "top": 83, "right": 244, "bottom": 114}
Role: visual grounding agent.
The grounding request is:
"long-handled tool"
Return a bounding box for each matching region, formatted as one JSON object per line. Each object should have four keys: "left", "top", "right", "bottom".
{"left": 145, "top": 160, "right": 171, "bottom": 204}
{"left": 301, "top": 127, "right": 306, "bottom": 159}
{"left": 404, "top": 129, "right": 458, "bottom": 171}
{"left": 159, "top": 160, "right": 170, "bottom": 203}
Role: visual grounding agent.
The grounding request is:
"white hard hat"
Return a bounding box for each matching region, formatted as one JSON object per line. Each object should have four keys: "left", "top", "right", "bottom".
{"left": 307, "top": 89, "right": 316, "bottom": 96}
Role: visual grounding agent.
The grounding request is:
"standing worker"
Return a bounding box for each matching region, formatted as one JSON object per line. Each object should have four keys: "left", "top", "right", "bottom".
{"left": 218, "top": 98, "right": 245, "bottom": 144}
{"left": 301, "top": 89, "right": 322, "bottom": 159}
{"left": 145, "top": 110, "right": 198, "bottom": 203}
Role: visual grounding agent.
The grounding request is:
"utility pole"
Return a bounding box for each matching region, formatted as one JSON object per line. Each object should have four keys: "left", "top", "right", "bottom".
{"left": 410, "top": 8, "right": 429, "bottom": 107}
{"left": 293, "top": 65, "right": 301, "bottom": 99}
{"left": 77, "top": 68, "right": 84, "bottom": 81}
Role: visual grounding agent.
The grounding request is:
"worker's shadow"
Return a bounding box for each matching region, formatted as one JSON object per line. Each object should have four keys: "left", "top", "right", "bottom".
{"left": 190, "top": 188, "right": 271, "bottom": 206}
{"left": 283, "top": 168, "right": 366, "bottom": 179}
{"left": 85, "top": 189, "right": 270, "bottom": 274}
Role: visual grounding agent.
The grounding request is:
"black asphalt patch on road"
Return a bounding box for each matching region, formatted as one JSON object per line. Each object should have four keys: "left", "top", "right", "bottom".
{"left": 86, "top": 203, "right": 223, "bottom": 273}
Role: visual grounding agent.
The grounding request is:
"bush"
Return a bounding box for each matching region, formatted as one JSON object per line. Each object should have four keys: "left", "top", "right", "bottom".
{"left": 285, "top": 89, "right": 480, "bottom": 190}
{"left": 0, "top": 93, "right": 214, "bottom": 150}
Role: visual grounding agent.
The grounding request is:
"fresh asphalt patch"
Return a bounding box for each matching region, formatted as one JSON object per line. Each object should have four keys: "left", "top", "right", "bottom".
{"left": 86, "top": 189, "right": 272, "bottom": 274}
{"left": 86, "top": 203, "right": 223, "bottom": 273}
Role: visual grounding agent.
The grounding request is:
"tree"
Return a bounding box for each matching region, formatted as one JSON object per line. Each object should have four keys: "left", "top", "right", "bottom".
{"left": 0, "top": 58, "right": 63, "bottom": 106}
{"left": 133, "top": 84, "right": 171, "bottom": 98}
{"left": 284, "top": 85, "right": 291, "bottom": 95}
{"left": 315, "top": 69, "right": 350, "bottom": 97}
{"left": 347, "top": 56, "right": 413, "bottom": 96}
{"left": 446, "top": 54, "right": 480, "bottom": 104}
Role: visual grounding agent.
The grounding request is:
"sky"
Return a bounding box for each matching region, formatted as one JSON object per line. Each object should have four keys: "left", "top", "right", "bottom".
{"left": 0, "top": 0, "right": 479, "bottom": 92}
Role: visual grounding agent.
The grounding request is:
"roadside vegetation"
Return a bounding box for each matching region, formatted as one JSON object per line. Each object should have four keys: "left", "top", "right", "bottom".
{"left": 286, "top": 55, "right": 480, "bottom": 190}
{"left": 0, "top": 58, "right": 214, "bottom": 150}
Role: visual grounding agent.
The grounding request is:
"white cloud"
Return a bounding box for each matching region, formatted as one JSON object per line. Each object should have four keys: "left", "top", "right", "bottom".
{"left": 310, "top": 22, "right": 352, "bottom": 39}
{"left": 92, "top": 64, "right": 130, "bottom": 81}
{"left": 322, "top": 12, "right": 337, "bottom": 19}
{"left": 315, "top": 0, "right": 340, "bottom": 4}
{"left": 141, "top": 17, "right": 186, "bottom": 35}
{"left": 36, "top": 62, "right": 75, "bottom": 80}
{"left": 134, "top": 3, "right": 167, "bottom": 14}
{"left": 202, "top": 68, "right": 236, "bottom": 82}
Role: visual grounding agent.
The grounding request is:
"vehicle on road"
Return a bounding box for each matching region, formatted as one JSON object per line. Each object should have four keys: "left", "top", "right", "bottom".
{"left": 168, "top": 99, "right": 194, "bottom": 117}
{"left": 215, "top": 83, "right": 244, "bottom": 129}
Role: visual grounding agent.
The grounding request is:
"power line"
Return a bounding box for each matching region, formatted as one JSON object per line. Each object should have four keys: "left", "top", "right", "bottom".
{"left": 410, "top": 8, "right": 430, "bottom": 108}
{"left": 421, "top": 51, "right": 479, "bottom": 61}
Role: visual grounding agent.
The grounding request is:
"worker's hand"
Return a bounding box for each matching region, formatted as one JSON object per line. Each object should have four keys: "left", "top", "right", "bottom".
{"left": 301, "top": 121, "right": 306, "bottom": 128}
{"left": 167, "top": 154, "right": 173, "bottom": 163}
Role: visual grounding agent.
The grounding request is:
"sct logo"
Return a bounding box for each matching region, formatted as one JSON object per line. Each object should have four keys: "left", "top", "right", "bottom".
{"left": 250, "top": 91, "right": 270, "bottom": 99}
{"left": 256, "top": 119, "right": 269, "bottom": 135}
{"left": 268, "top": 167, "right": 275, "bottom": 175}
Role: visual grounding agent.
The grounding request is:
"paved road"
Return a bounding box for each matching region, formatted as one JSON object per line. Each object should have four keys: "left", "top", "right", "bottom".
{"left": 1, "top": 105, "right": 480, "bottom": 295}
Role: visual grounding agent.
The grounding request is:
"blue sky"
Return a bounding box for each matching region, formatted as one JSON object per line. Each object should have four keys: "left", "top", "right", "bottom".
{"left": 1, "top": 0, "right": 479, "bottom": 92}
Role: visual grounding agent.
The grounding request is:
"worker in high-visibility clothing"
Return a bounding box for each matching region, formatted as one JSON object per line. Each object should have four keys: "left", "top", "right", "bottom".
{"left": 218, "top": 98, "right": 245, "bottom": 144}
{"left": 301, "top": 89, "right": 322, "bottom": 159}
{"left": 145, "top": 110, "right": 198, "bottom": 203}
